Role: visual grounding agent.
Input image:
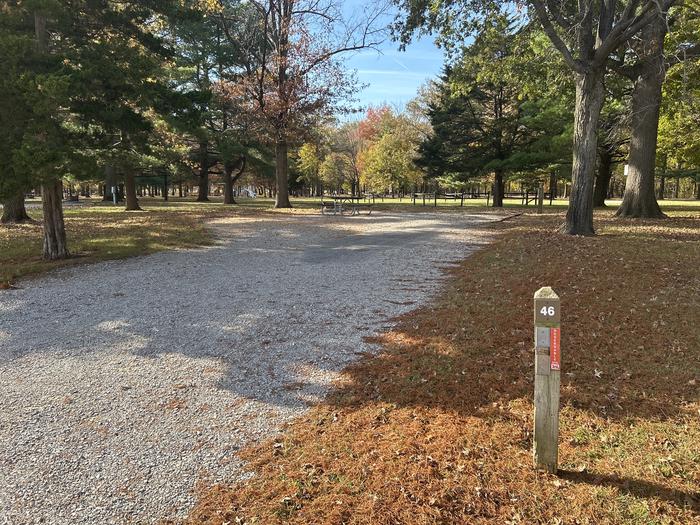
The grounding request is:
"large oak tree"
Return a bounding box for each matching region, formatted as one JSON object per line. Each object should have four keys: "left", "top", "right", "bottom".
{"left": 394, "top": 0, "right": 676, "bottom": 234}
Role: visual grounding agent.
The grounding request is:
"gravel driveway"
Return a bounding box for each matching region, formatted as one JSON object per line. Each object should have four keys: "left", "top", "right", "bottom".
{"left": 0, "top": 210, "right": 495, "bottom": 524}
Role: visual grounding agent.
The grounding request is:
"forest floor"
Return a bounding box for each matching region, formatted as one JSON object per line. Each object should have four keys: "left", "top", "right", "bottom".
{"left": 179, "top": 206, "right": 700, "bottom": 525}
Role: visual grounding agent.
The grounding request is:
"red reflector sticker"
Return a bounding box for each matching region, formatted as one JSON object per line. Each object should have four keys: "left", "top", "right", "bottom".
{"left": 550, "top": 328, "right": 561, "bottom": 370}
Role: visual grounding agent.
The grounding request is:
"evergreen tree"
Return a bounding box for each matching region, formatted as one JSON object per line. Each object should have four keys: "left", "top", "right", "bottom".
{"left": 0, "top": 0, "right": 196, "bottom": 257}
{"left": 419, "top": 20, "right": 571, "bottom": 206}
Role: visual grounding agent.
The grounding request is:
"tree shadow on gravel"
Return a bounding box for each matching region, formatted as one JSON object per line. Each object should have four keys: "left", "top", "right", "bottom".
{"left": 0, "top": 213, "right": 497, "bottom": 413}
{"left": 173, "top": 214, "right": 700, "bottom": 525}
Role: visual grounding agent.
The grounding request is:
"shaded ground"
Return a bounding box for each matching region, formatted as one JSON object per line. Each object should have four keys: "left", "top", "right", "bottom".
{"left": 0, "top": 210, "right": 495, "bottom": 524}
{"left": 181, "top": 210, "right": 700, "bottom": 525}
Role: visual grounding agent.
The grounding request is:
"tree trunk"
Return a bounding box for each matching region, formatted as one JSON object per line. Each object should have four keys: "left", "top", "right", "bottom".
{"left": 103, "top": 165, "right": 116, "bottom": 202}
{"left": 491, "top": 171, "right": 504, "bottom": 207}
{"left": 549, "top": 171, "right": 557, "bottom": 200}
{"left": 223, "top": 156, "right": 246, "bottom": 205}
{"left": 562, "top": 70, "right": 605, "bottom": 235}
{"left": 274, "top": 140, "right": 292, "bottom": 208}
{"left": 223, "top": 164, "right": 236, "bottom": 205}
{"left": 274, "top": 3, "right": 292, "bottom": 209}
{"left": 197, "top": 141, "right": 209, "bottom": 202}
{"left": 593, "top": 148, "right": 613, "bottom": 207}
{"left": 1, "top": 190, "right": 32, "bottom": 224}
{"left": 33, "top": 12, "right": 68, "bottom": 260}
{"left": 42, "top": 179, "right": 69, "bottom": 260}
{"left": 616, "top": 16, "right": 666, "bottom": 219}
{"left": 124, "top": 173, "right": 141, "bottom": 211}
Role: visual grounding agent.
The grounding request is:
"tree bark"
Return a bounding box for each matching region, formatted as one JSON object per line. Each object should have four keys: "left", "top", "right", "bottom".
{"left": 491, "top": 171, "right": 504, "bottom": 207}
{"left": 223, "top": 156, "right": 246, "bottom": 205}
{"left": 616, "top": 16, "right": 666, "bottom": 219}
{"left": 1, "top": 190, "right": 32, "bottom": 224}
{"left": 273, "top": 1, "right": 292, "bottom": 210}
{"left": 562, "top": 70, "right": 605, "bottom": 235}
{"left": 103, "top": 165, "right": 116, "bottom": 202}
{"left": 197, "top": 141, "right": 210, "bottom": 202}
{"left": 223, "top": 163, "right": 236, "bottom": 205}
{"left": 34, "top": 11, "right": 68, "bottom": 259}
{"left": 593, "top": 148, "right": 614, "bottom": 207}
{"left": 549, "top": 171, "right": 557, "bottom": 200}
{"left": 274, "top": 140, "right": 292, "bottom": 208}
{"left": 124, "top": 173, "right": 141, "bottom": 211}
{"left": 42, "top": 179, "right": 69, "bottom": 260}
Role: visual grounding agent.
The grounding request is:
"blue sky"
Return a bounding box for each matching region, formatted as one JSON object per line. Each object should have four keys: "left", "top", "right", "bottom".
{"left": 344, "top": 30, "right": 445, "bottom": 110}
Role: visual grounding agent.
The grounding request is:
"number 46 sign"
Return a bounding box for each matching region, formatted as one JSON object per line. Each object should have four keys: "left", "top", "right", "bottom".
{"left": 534, "top": 297, "right": 560, "bottom": 325}
{"left": 540, "top": 306, "right": 556, "bottom": 317}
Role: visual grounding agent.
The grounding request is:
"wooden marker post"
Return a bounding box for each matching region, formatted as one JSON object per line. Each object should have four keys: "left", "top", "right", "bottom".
{"left": 537, "top": 182, "right": 545, "bottom": 214}
{"left": 533, "top": 287, "right": 561, "bottom": 473}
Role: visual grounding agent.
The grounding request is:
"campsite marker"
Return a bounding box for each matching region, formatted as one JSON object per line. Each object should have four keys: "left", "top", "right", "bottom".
{"left": 533, "top": 287, "right": 561, "bottom": 473}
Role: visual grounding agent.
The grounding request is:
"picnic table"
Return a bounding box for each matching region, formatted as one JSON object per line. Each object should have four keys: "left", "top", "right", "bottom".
{"left": 320, "top": 195, "right": 372, "bottom": 216}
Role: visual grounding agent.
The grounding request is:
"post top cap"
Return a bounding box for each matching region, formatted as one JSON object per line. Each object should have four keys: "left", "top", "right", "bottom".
{"left": 535, "top": 286, "right": 559, "bottom": 299}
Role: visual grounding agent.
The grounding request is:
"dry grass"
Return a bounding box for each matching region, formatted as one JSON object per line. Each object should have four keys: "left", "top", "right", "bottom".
{"left": 0, "top": 198, "right": 328, "bottom": 287}
{"left": 0, "top": 200, "right": 243, "bottom": 286}
{"left": 178, "top": 209, "right": 700, "bottom": 525}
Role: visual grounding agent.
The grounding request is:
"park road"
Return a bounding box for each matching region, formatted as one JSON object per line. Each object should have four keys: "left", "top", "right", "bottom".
{"left": 0, "top": 210, "right": 495, "bottom": 524}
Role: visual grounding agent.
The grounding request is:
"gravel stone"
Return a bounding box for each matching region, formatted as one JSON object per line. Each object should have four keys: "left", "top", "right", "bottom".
{"left": 0, "top": 211, "right": 495, "bottom": 524}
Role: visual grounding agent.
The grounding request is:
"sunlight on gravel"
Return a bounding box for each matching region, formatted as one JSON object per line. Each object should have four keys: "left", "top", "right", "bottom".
{"left": 0, "top": 211, "right": 495, "bottom": 524}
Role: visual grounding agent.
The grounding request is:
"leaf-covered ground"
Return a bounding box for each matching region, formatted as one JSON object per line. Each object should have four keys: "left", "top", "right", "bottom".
{"left": 178, "top": 209, "right": 700, "bottom": 525}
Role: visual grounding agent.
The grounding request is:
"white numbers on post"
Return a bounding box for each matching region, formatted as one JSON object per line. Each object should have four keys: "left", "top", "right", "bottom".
{"left": 540, "top": 306, "right": 556, "bottom": 317}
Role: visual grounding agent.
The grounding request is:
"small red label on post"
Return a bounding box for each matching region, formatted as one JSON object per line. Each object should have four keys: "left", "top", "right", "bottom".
{"left": 550, "top": 328, "right": 561, "bottom": 370}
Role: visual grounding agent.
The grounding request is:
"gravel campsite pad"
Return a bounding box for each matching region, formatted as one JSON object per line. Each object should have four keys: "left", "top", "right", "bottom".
{"left": 0, "top": 211, "right": 496, "bottom": 524}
